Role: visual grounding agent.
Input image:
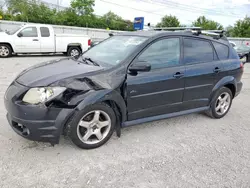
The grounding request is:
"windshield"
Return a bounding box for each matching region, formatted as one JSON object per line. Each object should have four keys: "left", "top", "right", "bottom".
{"left": 83, "top": 35, "right": 148, "bottom": 66}
{"left": 6, "top": 26, "right": 22, "bottom": 35}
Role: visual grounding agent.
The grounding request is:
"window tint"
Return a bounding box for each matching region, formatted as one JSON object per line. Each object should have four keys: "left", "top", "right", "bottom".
{"left": 138, "top": 38, "right": 180, "bottom": 69}
{"left": 184, "top": 38, "right": 214, "bottom": 64}
{"left": 40, "top": 27, "right": 50, "bottom": 37}
{"left": 213, "top": 42, "right": 229, "bottom": 60}
{"left": 19, "top": 27, "right": 38, "bottom": 37}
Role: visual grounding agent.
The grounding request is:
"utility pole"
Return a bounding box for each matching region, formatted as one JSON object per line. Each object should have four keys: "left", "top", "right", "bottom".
{"left": 57, "top": 0, "right": 59, "bottom": 11}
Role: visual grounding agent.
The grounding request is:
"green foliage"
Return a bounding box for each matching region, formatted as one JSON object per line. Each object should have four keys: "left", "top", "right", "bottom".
{"left": 1, "top": 0, "right": 250, "bottom": 36}
{"left": 232, "top": 16, "right": 250, "bottom": 38}
{"left": 225, "top": 25, "right": 234, "bottom": 37}
{"left": 70, "top": 0, "right": 95, "bottom": 15}
{"left": 192, "top": 16, "right": 223, "bottom": 30}
{"left": 0, "top": 0, "right": 132, "bottom": 31}
{"left": 156, "top": 15, "right": 180, "bottom": 27}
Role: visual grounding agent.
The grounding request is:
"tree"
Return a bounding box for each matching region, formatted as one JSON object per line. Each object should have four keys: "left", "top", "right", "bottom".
{"left": 232, "top": 16, "right": 250, "bottom": 37}
{"left": 6, "top": 0, "right": 30, "bottom": 21}
{"left": 156, "top": 15, "right": 180, "bottom": 27}
{"left": 225, "top": 25, "right": 234, "bottom": 37}
{"left": 70, "top": 0, "right": 95, "bottom": 16}
{"left": 192, "top": 16, "right": 223, "bottom": 30}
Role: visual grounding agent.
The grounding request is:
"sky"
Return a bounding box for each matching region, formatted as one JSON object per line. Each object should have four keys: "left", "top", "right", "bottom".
{"left": 2, "top": 0, "right": 250, "bottom": 26}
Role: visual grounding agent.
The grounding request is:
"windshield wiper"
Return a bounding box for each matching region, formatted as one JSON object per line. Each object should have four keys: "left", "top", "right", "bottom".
{"left": 81, "top": 56, "right": 100, "bottom": 66}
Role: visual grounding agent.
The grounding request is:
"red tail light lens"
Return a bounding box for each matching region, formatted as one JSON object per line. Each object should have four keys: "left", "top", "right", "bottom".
{"left": 240, "top": 62, "right": 244, "bottom": 69}
{"left": 88, "top": 39, "right": 91, "bottom": 46}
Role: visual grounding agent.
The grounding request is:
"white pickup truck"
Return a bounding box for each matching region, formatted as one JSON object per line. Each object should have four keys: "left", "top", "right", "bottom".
{"left": 0, "top": 24, "right": 91, "bottom": 58}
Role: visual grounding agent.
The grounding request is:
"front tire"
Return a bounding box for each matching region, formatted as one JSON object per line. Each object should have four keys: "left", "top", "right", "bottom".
{"left": 206, "top": 87, "right": 233, "bottom": 119}
{"left": 68, "top": 103, "right": 116, "bottom": 149}
{"left": 0, "top": 44, "right": 12, "bottom": 58}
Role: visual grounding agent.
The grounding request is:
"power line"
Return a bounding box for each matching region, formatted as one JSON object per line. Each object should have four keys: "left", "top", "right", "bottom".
{"left": 100, "top": 0, "right": 194, "bottom": 23}
{"left": 135, "top": 0, "right": 245, "bottom": 19}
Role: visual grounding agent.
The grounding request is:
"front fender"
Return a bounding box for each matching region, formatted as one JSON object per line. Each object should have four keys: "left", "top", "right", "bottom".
{"left": 71, "top": 89, "right": 127, "bottom": 122}
{"left": 210, "top": 76, "right": 236, "bottom": 102}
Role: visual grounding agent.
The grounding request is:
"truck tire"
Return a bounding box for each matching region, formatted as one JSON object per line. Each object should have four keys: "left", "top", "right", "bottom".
{"left": 0, "top": 44, "right": 12, "bottom": 58}
{"left": 67, "top": 46, "right": 81, "bottom": 59}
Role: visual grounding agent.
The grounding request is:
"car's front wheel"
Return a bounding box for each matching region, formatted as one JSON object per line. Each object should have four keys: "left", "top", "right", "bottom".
{"left": 0, "top": 44, "right": 12, "bottom": 58}
{"left": 206, "top": 87, "right": 233, "bottom": 119}
{"left": 68, "top": 103, "right": 116, "bottom": 149}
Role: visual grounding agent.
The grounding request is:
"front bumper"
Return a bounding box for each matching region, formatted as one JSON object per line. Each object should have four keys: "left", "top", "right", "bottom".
{"left": 4, "top": 82, "right": 74, "bottom": 144}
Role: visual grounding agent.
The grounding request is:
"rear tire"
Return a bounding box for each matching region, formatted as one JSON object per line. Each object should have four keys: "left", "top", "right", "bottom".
{"left": 0, "top": 44, "right": 12, "bottom": 58}
{"left": 68, "top": 103, "right": 116, "bottom": 149}
{"left": 67, "top": 46, "right": 81, "bottom": 59}
{"left": 206, "top": 87, "right": 233, "bottom": 119}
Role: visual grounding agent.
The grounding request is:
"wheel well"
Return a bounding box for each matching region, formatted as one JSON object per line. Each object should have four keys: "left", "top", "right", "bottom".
{"left": 67, "top": 45, "right": 82, "bottom": 52}
{"left": 103, "top": 100, "right": 123, "bottom": 122}
{"left": 224, "top": 84, "right": 236, "bottom": 98}
{"left": 0, "top": 43, "right": 14, "bottom": 52}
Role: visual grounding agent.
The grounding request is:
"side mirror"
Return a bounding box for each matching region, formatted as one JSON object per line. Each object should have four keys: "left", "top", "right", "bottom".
{"left": 129, "top": 61, "right": 151, "bottom": 72}
{"left": 17, "top": 33, "right": 23, "bottom": 37}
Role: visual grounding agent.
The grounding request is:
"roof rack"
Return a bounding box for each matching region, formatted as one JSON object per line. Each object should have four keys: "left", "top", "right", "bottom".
{"left": 149, "top": 27, "right": 226, "bottom": 39}
{"left": 151, "top": 27, "right": 202, "bottom": 31}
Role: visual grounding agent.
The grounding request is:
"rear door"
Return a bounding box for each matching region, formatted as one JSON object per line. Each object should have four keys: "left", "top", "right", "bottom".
{"left": 15, "top": 26, "right": 40, "bottom": 53}
{"left": 39, "top": 26, "right": 55, "bottom": 52}
{"left": 182, "top": 37, "right": 223, "bottom": 110}
{"left": 126, "top": 37, "right": 185, "bottom": 120}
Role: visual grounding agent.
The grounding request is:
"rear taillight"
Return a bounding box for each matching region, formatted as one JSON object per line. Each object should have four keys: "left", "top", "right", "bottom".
{"left": 240, "top": 62, "right": 244, "bottom": 69}
{"left": 88, "top": 39, "right": 91, "bottom": 46}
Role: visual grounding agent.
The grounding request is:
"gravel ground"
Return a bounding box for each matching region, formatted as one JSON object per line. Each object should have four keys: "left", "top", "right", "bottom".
{"left": 0, "top": 55, "right": 250, "bottom": 188}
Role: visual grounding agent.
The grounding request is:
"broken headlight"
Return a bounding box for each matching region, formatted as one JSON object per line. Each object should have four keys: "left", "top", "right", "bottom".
{"left": 22, "top": 87, "right": 66, "bottom": 104}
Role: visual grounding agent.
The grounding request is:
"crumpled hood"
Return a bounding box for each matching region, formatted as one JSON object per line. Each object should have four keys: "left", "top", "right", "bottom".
{"left": 16, "top": 58, "right": 104, "bottom": 87}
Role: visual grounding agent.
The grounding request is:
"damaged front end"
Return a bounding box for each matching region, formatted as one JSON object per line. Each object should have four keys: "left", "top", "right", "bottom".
{"left": 48, "top": 72, "right": 127, "bottom": 137}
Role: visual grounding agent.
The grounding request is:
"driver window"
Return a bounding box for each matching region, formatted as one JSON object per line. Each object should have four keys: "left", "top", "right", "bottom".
{"left": 19, "top": 27, "right": 38, "bottom": 37}
{"left": 137, "top": 38, "right": 180, "bottom": 69}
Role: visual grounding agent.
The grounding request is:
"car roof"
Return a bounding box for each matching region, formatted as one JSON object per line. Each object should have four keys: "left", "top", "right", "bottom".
{"left": 117, "top": 31, "right": 229, "bottom": 45}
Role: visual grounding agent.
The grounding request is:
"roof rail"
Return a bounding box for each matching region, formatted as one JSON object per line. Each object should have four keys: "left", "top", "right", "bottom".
{"left": 149, "top": 27, "right": 226, "bottom": 39}
{"left": 151, "top": 27, "right": 202, "bottom": 31}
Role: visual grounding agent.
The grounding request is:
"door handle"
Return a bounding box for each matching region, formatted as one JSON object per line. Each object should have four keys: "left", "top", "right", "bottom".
{"left": 214, "top": 67, "right": 221, "bottom": 73}
{"left": 173, "top": 72, "right": 184, "bottom": 78}
{"left": 33, "top": 39, "right": 39, "bottom": 41}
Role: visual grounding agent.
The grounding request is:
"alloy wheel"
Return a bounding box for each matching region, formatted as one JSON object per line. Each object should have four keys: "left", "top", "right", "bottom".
{"left": 70, "top": 49, "right": 80, "bottom": 57}
{"left": 215, "top": 92, "right": 231, "bottom": 116}
{"left": 0, "top": 46, "right": 10, "bottom": 57}
{"left": 77, "top": 110, "right": 111, "bottom": 145}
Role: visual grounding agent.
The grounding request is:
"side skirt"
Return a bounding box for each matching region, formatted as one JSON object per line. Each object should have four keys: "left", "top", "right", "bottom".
{"left": 122, "top": 106, "right": 209, "bottom": 127}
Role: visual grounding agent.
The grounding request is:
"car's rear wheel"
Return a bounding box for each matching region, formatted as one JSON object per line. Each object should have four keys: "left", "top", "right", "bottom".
{"left": 67, "top": 46, "right": 81, "bottom": 59}
{"left": 0, "top": 44, "right": 12, "bottom": 58}
{"left": 206, "top": 87, "right": 233, "bottom": 119}
{"left": 68, "top": 103, "right": 116, "bottom": 149}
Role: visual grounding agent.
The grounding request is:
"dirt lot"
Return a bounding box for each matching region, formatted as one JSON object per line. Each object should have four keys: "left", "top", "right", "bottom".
{"left": 0, "top": 56, "right": 250, "bottom": 188}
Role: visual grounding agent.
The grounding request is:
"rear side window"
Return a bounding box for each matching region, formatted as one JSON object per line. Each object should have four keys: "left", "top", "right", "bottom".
{"left": 184, "top": 38, "right": 214, "bottom": 64}
{"left": 212, "top": 42, "right": 229, "bottom": 60}
{"left": 40, "top": 27, "right": 50, "bottom": 37}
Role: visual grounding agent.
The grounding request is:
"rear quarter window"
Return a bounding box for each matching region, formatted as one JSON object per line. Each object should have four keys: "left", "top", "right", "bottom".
{"left": 212, "top": 42, "right": 229, "bottom": 60}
